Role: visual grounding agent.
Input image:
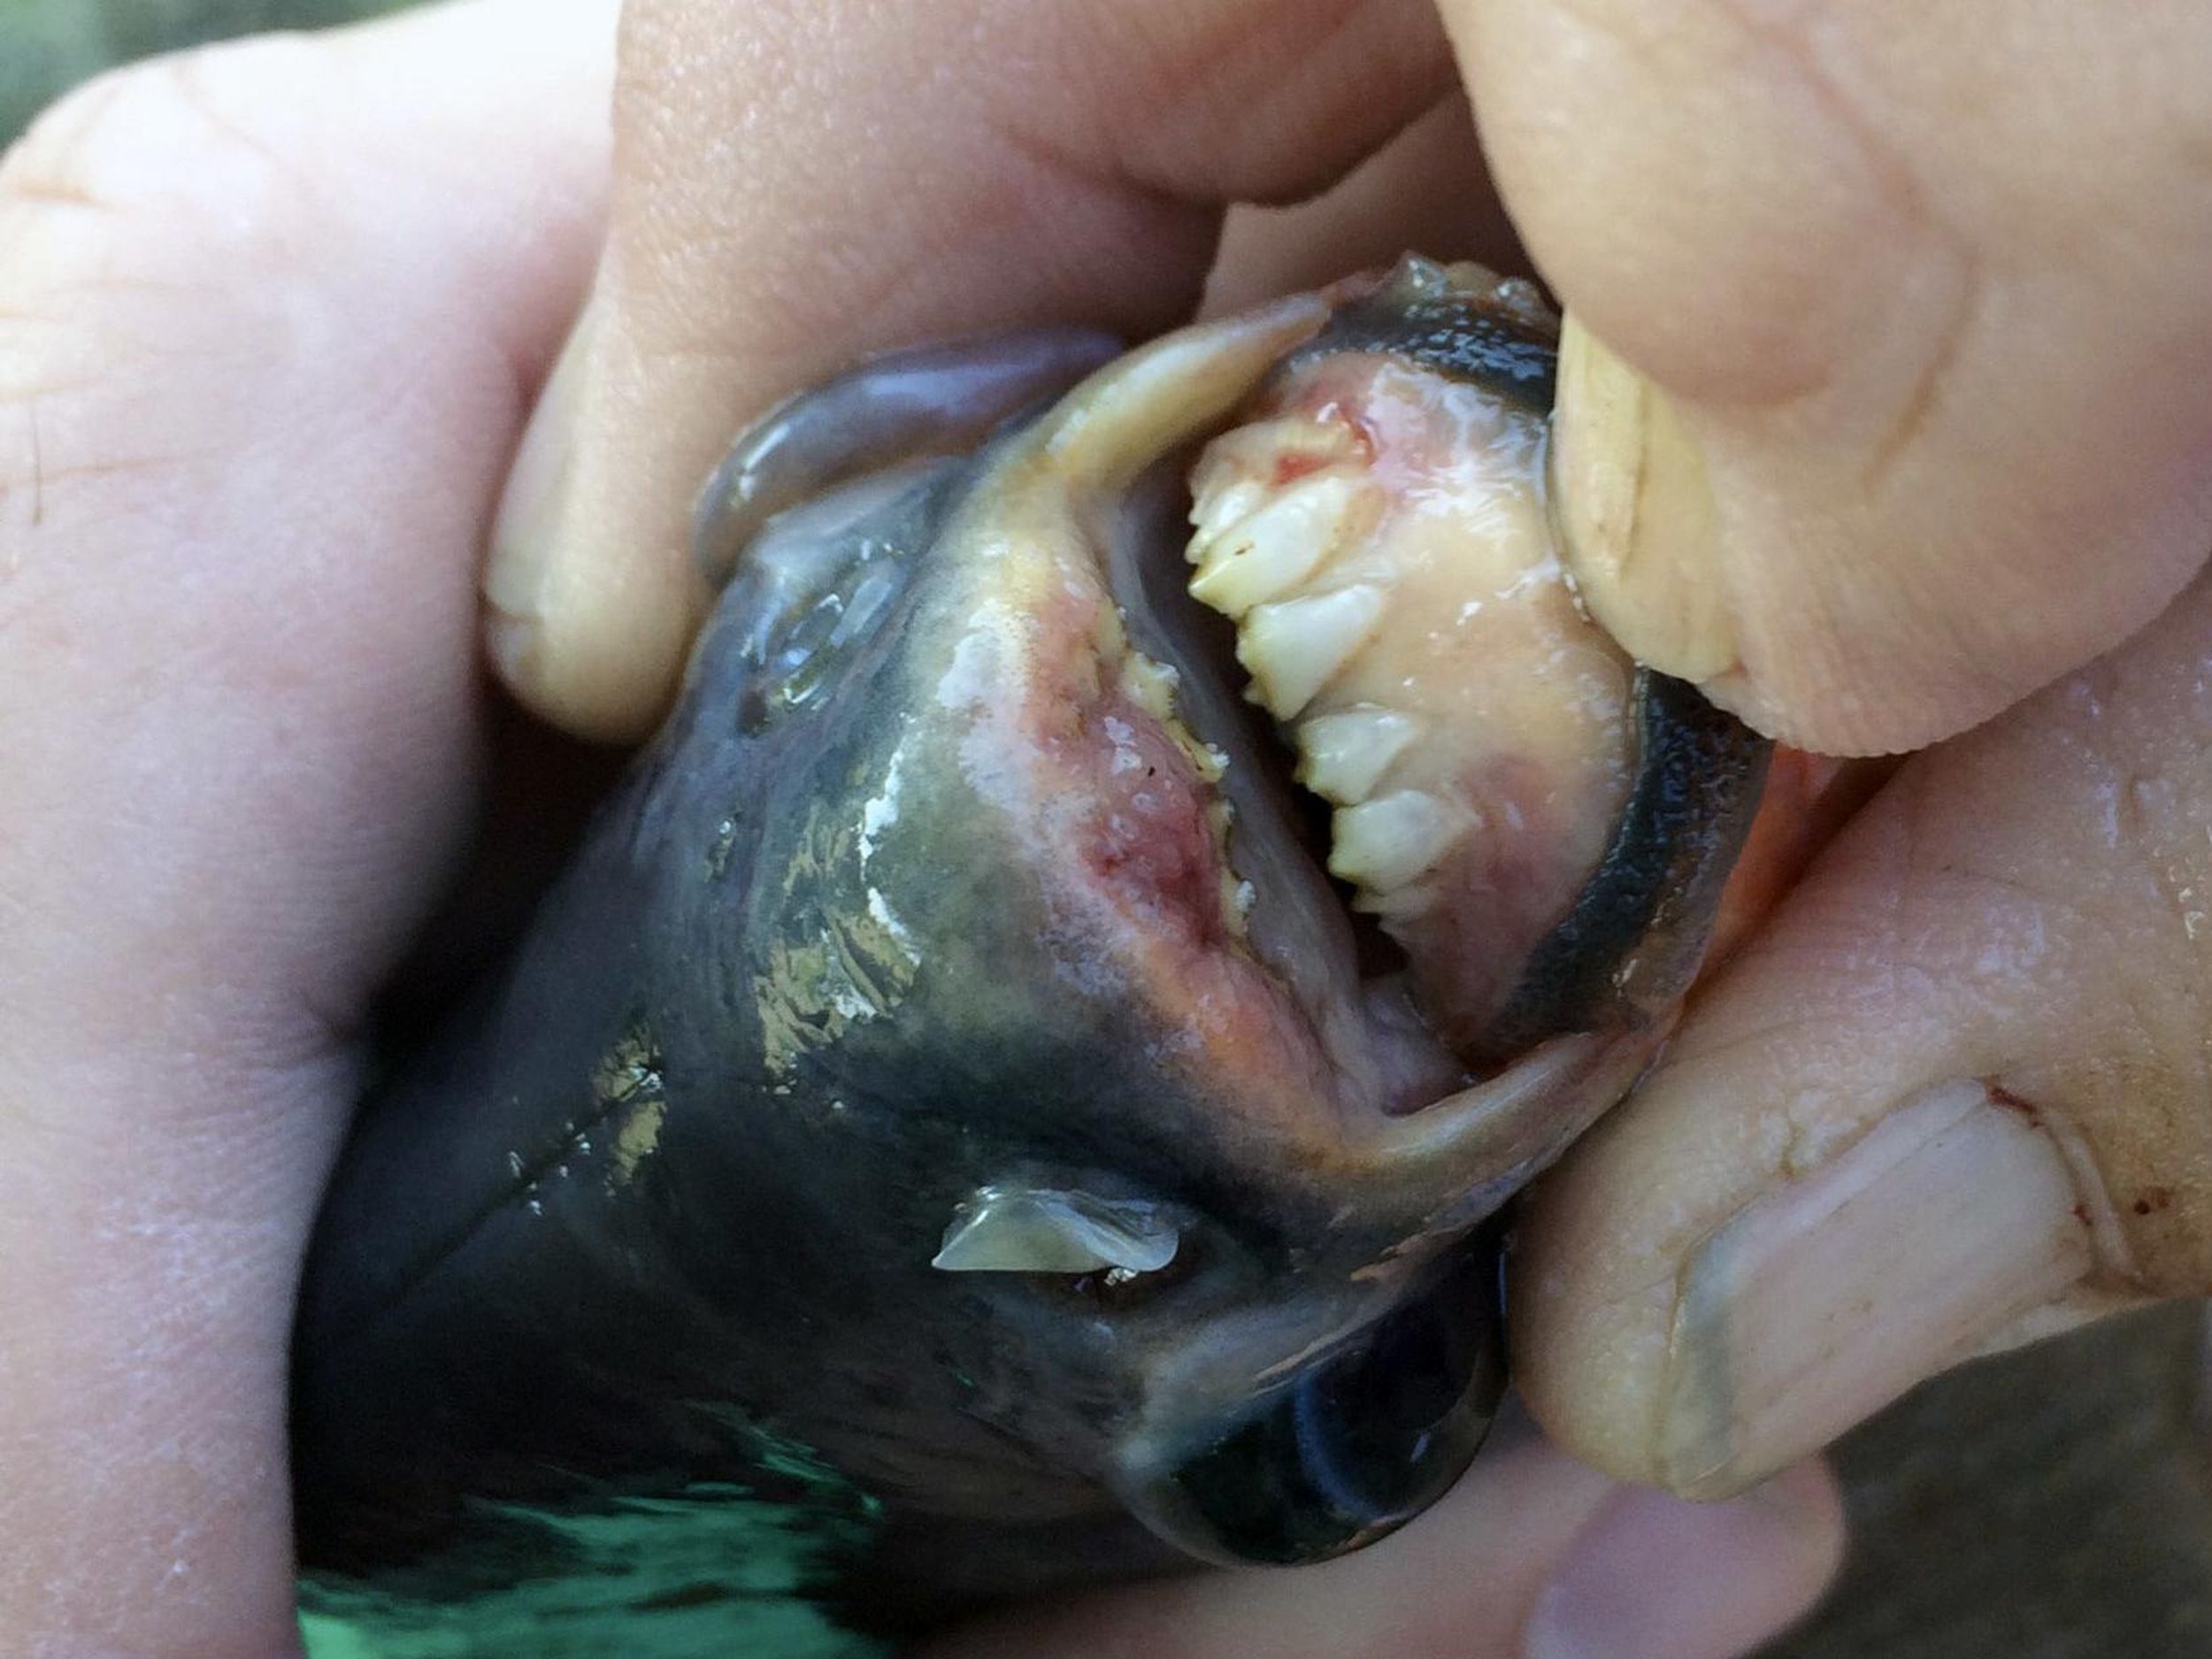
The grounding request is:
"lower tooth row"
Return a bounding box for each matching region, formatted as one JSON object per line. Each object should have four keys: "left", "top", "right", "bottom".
{"left": 1295, "top": 707, "right": 1423, "bottom": 805}
{"left": 1185, "top": 422, "right": 1471, "bottom": 904}
{"left": 1236, "top": 583, "right": 1385, "bottom": 721}
{"left": 1330, "top": 790, "right": 1473, "bottom": 897}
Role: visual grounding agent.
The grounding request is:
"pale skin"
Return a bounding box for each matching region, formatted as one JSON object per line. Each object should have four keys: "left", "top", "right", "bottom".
{"left": 4, "top": 0, "right": 2209, "bottom": 1654}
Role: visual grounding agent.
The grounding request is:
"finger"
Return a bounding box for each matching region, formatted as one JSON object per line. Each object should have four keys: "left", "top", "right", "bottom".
{"left": 1515, "top": 570, "right": 2212, "bottom": 1498}
{"left": 0, "top": 2, "right": 611, "bottom": 1649}
{"left": 1201, "top": 94, "right": 1527, "bottom": 317}
{"left": 485, "top": 0, "right": 1460, "bottom": 741}
{"left": 926, "top": 1426, "right": 1842, "bottom": 1659}
{"left": 1441, "top": 0, "right": 2212, "bottom": 754}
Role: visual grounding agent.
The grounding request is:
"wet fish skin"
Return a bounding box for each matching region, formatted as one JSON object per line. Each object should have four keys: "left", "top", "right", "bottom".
{"left": 291, "top": 418, "right": 1493, "bottom": 1633}
{"left": 289, "top": 276, "right": 1765, "bottom": 1642}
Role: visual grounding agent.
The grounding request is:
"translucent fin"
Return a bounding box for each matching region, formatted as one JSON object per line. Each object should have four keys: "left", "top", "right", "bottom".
{"left": 931, "top": 1185, "right": 1179, "bottom": 1276}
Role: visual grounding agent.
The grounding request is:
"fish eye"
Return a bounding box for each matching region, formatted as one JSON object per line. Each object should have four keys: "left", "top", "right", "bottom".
{"left": 1126, "top": 1240, "right": 1506, "bottom": 1566}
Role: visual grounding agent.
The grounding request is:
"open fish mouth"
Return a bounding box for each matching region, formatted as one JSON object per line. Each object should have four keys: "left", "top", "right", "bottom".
{"left": 290, "top": 259, "right": 1773, "bottom": 1630}
{"left": 701, "top": 257, "right": 1767, "bottom": 1164}
{"left": 1118, "top": 262, "right": 1759, "bottom": 1093}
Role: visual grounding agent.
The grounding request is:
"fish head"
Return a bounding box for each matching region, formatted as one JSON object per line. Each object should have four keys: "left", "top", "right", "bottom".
{"left": 634, "top": 265, "right": 1765, "bottom": 1563}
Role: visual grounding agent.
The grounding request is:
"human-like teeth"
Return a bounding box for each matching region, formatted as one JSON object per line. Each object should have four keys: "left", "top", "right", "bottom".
{"left": 1294, "top": 706, "right": 1425, "bottom": 805}
{"left": 1187, "top": 474, "right": 1272, "bottom": 546}
{"left": 1329, "top": 790, "right": 1471, "bottom": 895}
{"left": 1191, "top": 416, "right": 1354, "bottom": 503}
{"left": 1187, "top": 473, "right": 1364, "bottom": 618}
{"left": 1236, "top": 584, "right": 1386, "bottom": 720}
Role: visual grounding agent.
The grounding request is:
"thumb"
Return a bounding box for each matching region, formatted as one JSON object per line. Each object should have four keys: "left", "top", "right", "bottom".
{"left": 1512, "top": 568, "right": 2212, "bottom": 1497}
{"left": 1442, "top": 0, "right": 2212, "bottom": 754}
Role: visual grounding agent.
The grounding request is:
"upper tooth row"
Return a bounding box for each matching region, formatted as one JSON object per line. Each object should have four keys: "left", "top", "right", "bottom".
{"left": 1295, "top": 706, "right": 1422, "bottom": 804}
{"left": 1188, "top": 472, "right": 1365, "bottom": 619}
{"left": 1330, "top": 789, "right": 1475, "bottom": 898}
{"left": 1236, "top": 582, "right": 1385, "bottom": 721}
{"left": 1185, "top": 419, "right": 1471, "bottom": 902}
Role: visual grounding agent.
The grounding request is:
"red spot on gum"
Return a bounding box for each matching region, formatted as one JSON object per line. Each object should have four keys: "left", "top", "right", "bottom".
{"left": 2134, "top": 1186, "right": 2174, "bottom": 1217}
{"left": 2071, "top": 1202, "right": 2092, "bottom": 1226}
{"left": 1026, "top": 592, "right": 1230, "bottom": 951}
{"left": 1079, "top": 704, "right": 1227, "bottom": 948}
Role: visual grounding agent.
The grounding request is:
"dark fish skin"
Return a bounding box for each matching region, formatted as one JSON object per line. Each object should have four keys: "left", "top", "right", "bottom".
{"left": 294, "top": 449, "right": 1210, "bottom": 1627}
{"left": 289, "top": 275, "right": 1768, "bottom": 1646}
{"left": 1760, "top": 1304, "right": 2212, "bottom": 1659}
{"left": 294, "top": 313, "right": 1506, "bottom": 1636}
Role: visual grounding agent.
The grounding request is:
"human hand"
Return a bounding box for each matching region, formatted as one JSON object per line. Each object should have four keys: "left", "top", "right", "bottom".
{"left": 0, "top": 2, "right": 614, "bottom": 1649}
{"left": 0, "top": 2, "right": 1846, "bottom": 1655}
{"left": 1459, "top": 1, "right": 2212, "bottom": 1502}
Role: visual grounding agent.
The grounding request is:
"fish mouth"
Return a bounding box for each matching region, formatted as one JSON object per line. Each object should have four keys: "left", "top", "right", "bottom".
{"left": 1097, "top": 432, "right": 1456, "bottom": 1106}
{"left": 1002, "top": 262, "right": 1764, "bottom": 1128}
{"left": 690, "top": 257, "right": 1769, "bottom": 1185}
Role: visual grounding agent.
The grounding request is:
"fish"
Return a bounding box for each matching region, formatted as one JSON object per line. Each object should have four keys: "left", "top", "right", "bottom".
{"left": 288, "top": 258, "right": 1773, "bottom": 1652}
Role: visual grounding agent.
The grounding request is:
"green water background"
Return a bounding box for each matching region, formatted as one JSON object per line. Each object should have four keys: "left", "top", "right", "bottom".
{"left": 0, "top": 0, "right": 406, "bottom": 143}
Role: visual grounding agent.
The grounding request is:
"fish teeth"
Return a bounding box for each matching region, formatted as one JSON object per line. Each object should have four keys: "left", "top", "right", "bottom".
{"left": 1190, "top": 417, "right": 1354, "bottom": 507}
{"left": 1187, "top": 473, "right": 1273, "bottom": 547}
{"left": 1236, "top": 583, "right": 1386, "bottom": 720}
{"left": 1294, "top": 706, "right": 1425, "bottom": 805}
{"left": 1329, "top": 790, "right": 1470, "bottom": 895}
{"left": 1186, "top": 416, "right": 1360, "bottom": 556}
{"left": 1187, "top": 472, "right": 1364, "bottom": 618}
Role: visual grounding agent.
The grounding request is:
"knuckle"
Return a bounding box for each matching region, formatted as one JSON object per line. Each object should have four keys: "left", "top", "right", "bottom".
{"left": 1, "top": 38, "right": 335, "bottom": 296}
{"left": 0, "top": 41, "right": 348, "bottom": 552}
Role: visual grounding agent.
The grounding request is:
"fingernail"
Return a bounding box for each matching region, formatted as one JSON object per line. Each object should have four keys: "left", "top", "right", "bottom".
{"left": 1523, "top": 1463, "right": 1843, "bottom": 1659}
{"left": 1550, "top": 317, "right": 1735, "bottom": 683}
{"left": 1657, "top": 1079, "right": 2095, "bottom": 1497}
{"left": 485, "top": 297, "right": 600, "bottom": 683}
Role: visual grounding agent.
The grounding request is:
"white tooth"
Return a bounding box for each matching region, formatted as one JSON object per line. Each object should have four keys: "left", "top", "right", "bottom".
{"left": 1187, "top": 473, "right": 1271, "bottom": 544}
{"left": 1329, "top": 790, "right": 1468, "bottom": 895}
{"left": 1348, "top": 880, "right": 1440, "bottom": 921}
{"left": 1294, "top": 706, "right": 1425, "bottom": 805}
{"left": 1187, "top": 473, "right": 1363, "bottom": 618}
{"left": 1187, "top": 416, "right": 1358, "bottom": 541}
{"left": 1200, "top": 415, "right": 1354, "bottom": 480}
{"left": 1237, "top": 583, "right": 1386, "bottom": 719}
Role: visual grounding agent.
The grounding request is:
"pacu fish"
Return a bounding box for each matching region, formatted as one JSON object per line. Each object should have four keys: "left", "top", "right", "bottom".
{"left": 289, "top": 260, "right": 1778, "bottom": 1651}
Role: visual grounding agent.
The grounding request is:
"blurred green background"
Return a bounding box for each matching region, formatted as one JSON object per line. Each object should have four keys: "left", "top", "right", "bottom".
{"left": 1, "top": 0, "right": 412, "bottom": 144}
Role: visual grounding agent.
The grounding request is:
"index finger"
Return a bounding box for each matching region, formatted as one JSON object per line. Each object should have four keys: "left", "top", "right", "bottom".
{"left": 483, "top": 0, "right": 1460, "bottom": 741}
{"left": 1447, "top": 0, "right": 2212, "bottom": 755}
